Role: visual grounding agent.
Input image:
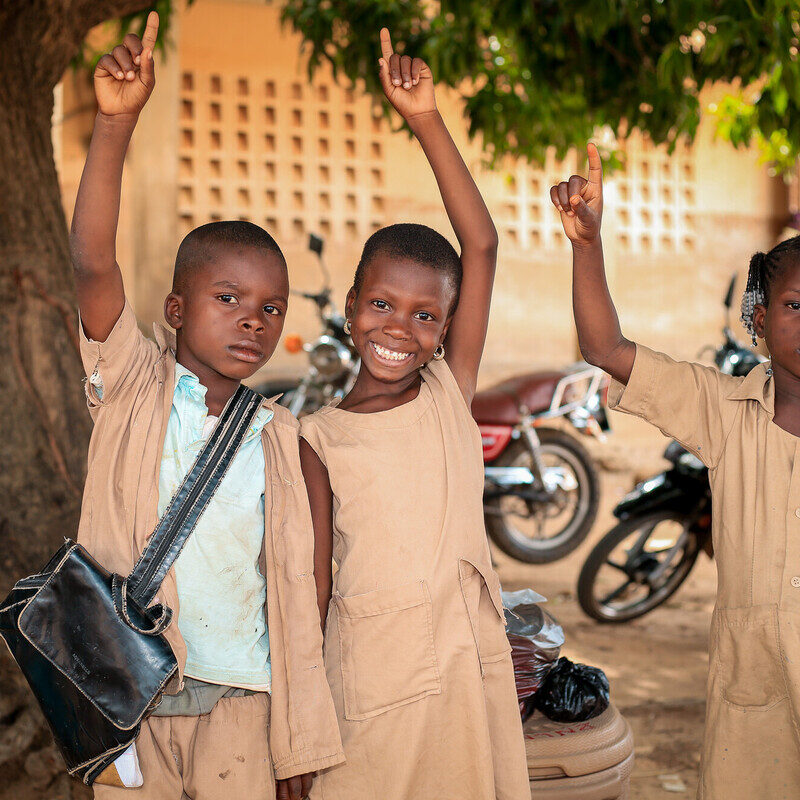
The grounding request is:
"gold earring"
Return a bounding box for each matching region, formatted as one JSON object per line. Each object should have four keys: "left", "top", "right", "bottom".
{"left": 433, "top": 343, "right": 445, "bottom": 360}
{"left": 343, "top": 319, "right": 351, "bottom": 335}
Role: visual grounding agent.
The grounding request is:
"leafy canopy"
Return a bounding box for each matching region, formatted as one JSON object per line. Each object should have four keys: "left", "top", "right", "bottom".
{"left": 282, "top": 0, "right": 800, "bottom": 173}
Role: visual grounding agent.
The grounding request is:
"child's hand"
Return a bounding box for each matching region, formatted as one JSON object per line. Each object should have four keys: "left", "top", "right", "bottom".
{"left": 550, "top": 143, "right": 603, "bottom": 245}
{"left": 93, "top": 11, "right": 159, "bottom": 119}
{"left": 276, "top": 772, "right": 313, "bottom": 800}
{"left": 378, "top": 28, "right": 436, "bottom": 121}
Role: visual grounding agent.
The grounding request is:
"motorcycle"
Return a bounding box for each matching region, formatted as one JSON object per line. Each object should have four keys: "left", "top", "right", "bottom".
{"left": 260, "top": 234, "right": 609, "bottom": 565}
{"left": 577, "top": 275, "right": 765, "bottom": 623}
{"left": 473, "top": 363, "right": 608, "bottom": 564}
{"left": 255, "top": 234, "right": 359, "bottom": 417}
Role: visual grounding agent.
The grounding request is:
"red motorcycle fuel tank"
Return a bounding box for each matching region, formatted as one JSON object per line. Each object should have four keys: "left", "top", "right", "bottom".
{"left": 479, "top": 425, "right": 513, "bottom": 462}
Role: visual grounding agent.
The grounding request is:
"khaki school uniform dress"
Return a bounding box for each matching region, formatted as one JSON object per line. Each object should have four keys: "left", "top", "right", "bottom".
{"left": 300, "top": 358, "right": 530, "bottom": 800}
{"left": 610, "top": 344, "right": 800, "bottom": 800}
{"left": 77, "top": 302, "right": 344, "bottom": 793}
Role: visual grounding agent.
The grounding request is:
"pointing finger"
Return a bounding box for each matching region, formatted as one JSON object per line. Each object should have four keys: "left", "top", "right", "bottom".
{"left": 141, "top": 10, "right": 159, "bottom": 50}
{"left": 587, "top": 142, "right": 603, "bottom": 187}
{"left": 378, "top": 57, "right": 393, "bottom": 94}
{"left": 379, "top": 27, "right": 394, "bottom": 62}
{"left": 139, "top": 46, "right": 156, "bottom": 88}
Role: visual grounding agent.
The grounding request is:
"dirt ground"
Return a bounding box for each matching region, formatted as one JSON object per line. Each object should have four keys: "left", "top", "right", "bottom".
{"left": 494, "top": 430, "right": 716, "bottom": 799}
{"left": 0, "top": 424, "right": 714, "bottom": 800}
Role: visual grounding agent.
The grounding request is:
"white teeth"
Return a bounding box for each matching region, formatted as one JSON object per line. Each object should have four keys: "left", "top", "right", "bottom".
{"left": 371, "top": 342, "right": 411, "bottom": 362}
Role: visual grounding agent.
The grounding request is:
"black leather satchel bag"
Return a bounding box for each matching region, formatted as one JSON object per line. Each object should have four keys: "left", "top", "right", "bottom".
{"left": 0, "top": 385, "right": 262, "bottom": 784}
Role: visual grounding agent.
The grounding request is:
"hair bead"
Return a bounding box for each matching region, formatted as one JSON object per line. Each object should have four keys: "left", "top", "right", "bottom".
{"left": 740, "top": 238, "right": 800, "bottom": 346}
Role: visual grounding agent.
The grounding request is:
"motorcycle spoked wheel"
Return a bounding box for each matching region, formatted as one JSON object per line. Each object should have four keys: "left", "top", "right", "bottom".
{"left": 577, "top": 510, "right": 702, "bottom": 623}
{"left": 484, "top": 428, "right": 600, "bottom": 564}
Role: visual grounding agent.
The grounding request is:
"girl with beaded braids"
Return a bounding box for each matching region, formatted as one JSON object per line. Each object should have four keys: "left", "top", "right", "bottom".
{"left": 552, "top": 145, "right": 800, "bottom": 799}
{"left": 740, "top": 235, "right": 800, "bottom": 350}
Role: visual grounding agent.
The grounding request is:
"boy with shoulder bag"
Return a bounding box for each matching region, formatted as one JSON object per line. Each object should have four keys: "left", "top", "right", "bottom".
{"left": 2, "top": 14, "right": 343, "bottom": 799}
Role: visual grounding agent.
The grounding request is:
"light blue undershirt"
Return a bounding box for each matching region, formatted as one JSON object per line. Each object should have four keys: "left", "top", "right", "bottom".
{"left": 158, "top": 364, "right": 274, "bottom": 690}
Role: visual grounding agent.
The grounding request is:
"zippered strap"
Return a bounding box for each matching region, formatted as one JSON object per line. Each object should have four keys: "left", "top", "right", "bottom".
{"left": 126, "top": 384, "right": 263, "bottom": 607}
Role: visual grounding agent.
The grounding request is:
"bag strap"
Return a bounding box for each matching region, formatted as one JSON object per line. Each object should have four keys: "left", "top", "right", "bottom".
{"left": 126, "top": 384, "right": 263, "bottom": 609}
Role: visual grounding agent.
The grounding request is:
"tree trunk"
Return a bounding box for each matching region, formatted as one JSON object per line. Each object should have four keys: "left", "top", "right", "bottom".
{"left": 0, "top": 3, "right": 156, "bottom": 795}
{"left": 0, "top": 45, "right": 90, "bottom": 594}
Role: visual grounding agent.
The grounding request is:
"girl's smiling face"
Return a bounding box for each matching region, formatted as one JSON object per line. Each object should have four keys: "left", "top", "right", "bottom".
{"left": 345, "top": 256, "right": 455, "bottom": 383}
{"left": 754, "top": 259, "right": 800, "bottom": 376}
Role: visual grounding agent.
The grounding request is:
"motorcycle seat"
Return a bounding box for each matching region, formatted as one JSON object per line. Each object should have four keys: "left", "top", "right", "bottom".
{"left": 471, "top": 372, "right": 564, "bottom": 424}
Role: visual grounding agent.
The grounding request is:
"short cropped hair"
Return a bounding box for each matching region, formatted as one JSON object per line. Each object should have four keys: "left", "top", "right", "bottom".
{"left": 352, "top": 223, "right": 462, "bottom": 312}
{"left": 172, "top": 220, "right": 286, "bottom": 292}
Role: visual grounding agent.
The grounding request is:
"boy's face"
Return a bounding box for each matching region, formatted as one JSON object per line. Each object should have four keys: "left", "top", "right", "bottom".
{"left": 754, "top": 261, "right": 800, "bottom": 380}
{"left": 345, "top": 257, "right": 453, "bottom": 384}
{"left": 165, "top": 246, "right": 289, "bottom": 383}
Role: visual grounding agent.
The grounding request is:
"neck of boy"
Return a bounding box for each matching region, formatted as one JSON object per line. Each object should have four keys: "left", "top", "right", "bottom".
{"left": 175, "top": 347, "right": 241, "bottom": 418}
{"left": 769, "top": 361, "right": 800, "bottom": 437}
{"left": 340, "top": 367, "right": 423, "bottom": 413}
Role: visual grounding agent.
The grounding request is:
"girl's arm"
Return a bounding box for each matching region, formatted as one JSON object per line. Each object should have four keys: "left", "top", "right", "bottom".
{"left": 299, "top": 439, "right": 334, "bottom": 629}
{"left": 70, "top": 13, "right": 159, "bottom": 342}
{"left": 550, "top": 144, "right": 635, "bottom": 384}
{"left": 378, "top": 29, "right": 497, "bottom": 403}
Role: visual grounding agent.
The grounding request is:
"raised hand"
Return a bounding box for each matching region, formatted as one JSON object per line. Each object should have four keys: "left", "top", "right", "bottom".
{"left": 94, "top": 11, "right": 159, "bottom": 118}
{"left": 378, "top": 28, "right": 436, "bottom": 121}
{"left": 550, "top": 143, "right": 603, "bottom": 245}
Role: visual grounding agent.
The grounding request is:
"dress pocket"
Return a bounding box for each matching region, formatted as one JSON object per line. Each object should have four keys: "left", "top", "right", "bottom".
{"left": 713, "top": 604, "right": 788, "bottom": 711}
{"left": 459, "top": 558, "right": 512, "bottom": 666}
{"left": 333, "top": 581, "right": 441, "bottom": 721}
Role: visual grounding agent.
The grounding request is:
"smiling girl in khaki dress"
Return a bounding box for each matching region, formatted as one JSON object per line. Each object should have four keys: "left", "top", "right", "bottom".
{"left": 551, "top": 145, "right": 800, "bottom": 799}
{"left": 298, "top": 28, "right": 529, "bottom": 800}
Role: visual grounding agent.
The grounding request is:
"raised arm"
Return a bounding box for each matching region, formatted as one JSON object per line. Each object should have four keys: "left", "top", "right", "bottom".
{"left": 378, "top": 29, "right": 497, "bottom": 403}
{"left": 550, "top": 144, "right": 635, "bottom": 384}
{"left": 70, "top": 12, "right": 159, "bottom": 342}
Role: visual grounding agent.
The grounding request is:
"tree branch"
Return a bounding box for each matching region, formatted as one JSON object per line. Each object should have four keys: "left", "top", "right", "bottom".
{"left": 68, "top": 0, "right": 155, "bottom": 28}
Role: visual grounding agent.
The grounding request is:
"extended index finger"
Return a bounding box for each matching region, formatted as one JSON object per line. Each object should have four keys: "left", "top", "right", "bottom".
{"left": 142, "top": 10, "right": 160, "bottom": 50}
{"left": 587, "top": 142, "right": 602, "bottom": 186}
{"left": 379, "top": 28, "right": 394, "bottom": 61}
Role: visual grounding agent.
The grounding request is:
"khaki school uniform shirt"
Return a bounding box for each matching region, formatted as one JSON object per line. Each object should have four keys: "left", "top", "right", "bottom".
{"left": 610, "top": 344, "right": 800, "bottom": 800}
{"left": 77, "top": 301, "right": 344, "bottom": 779}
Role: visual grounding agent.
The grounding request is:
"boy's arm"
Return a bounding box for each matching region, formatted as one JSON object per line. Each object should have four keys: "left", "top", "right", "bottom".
{"left": 378, "top": 30, "right": 497, "bottom": 404}
{"left": 299, "top": 439, "right": 334, "bottom": 629}
{"left": 70, "top": 13, "right": 159, "bottom": 343}
{"left": 550, "top": 144, "right": 635, "bottom": 384}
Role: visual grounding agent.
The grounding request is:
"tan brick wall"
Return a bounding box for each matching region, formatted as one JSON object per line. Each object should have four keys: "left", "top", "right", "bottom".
{"left": 53, "top": 0, "right": 790, "bottom": 393}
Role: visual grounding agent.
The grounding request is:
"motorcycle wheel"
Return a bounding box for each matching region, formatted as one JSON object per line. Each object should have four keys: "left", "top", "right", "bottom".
{"left": 484, "top": 428, "right": 600, "bottom": 564}
{"left": 577, "top": 510, "right": 701, "bottom": 623}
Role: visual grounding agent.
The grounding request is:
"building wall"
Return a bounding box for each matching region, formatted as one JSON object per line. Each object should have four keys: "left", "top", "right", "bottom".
{"left": 53, "top": 0, "right": 789, "bottom": 391}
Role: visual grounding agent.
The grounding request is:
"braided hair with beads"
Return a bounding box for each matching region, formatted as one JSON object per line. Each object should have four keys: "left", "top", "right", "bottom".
{"left": 741, "top": 235, "right": 800, "bottom": 346}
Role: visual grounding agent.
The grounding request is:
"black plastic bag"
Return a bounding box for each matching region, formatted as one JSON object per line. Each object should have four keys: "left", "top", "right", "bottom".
{"left": 534, "top": 657, "right": 610, "bottom": 722}
{"left": 501, "top": 590, "right": 564, "bottom": 720}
